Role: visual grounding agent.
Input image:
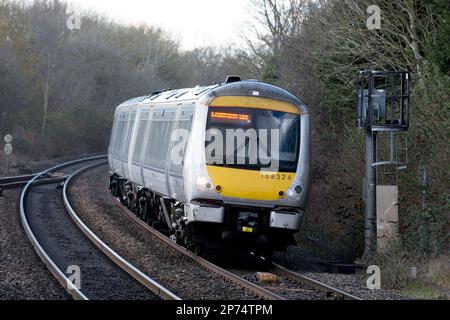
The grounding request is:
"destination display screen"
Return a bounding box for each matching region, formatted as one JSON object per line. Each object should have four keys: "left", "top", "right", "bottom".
{"left": 209, "top": 111, "right": 252, "bottom": 125}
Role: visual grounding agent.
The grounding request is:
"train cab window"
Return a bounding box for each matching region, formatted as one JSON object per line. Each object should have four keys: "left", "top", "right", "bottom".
{"left": 206, "top": 107, "right": 300, "bottom": 172}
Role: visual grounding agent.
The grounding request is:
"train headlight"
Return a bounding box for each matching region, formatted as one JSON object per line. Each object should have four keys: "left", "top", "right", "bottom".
{"left": 196, "top": 176, "right": 213, "bottom": 191}
{"left": 294, "top": 185, "right": 303, "bottom": 194}
{"left": 286, "top": 184, "right": 303, "bottom": 199}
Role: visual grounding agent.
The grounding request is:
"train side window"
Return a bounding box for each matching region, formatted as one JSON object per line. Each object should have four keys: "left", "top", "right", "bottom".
{"left": 156, "top": 121, "right": 164, "bottom": 164}
{"left": 159, "top": 114, "right": 175, "bottom": 169}
{"left": 161, "top": 111, "right": 176, "bottom": 162}
{"left": 155, "top": 120, "right": 166, "bottom": 168}
{"left": 118, "top": 112, "right": 129, "bottom": 155}
{"left": 187, "top": 112, "right": 194, "bottom": 131}
{"left": 132, "top": 111, "right": 149, "bottom": 164}
{"left": 111, "top": 114, "right": 119, "bottom": 154}
{"left": 109, "top": 114, "right": 119, "bottom": 154}
{"left": 144, "top": 110, "right": 163, "bottom": 168}
{"left": 169, "top": 108, "right": 194, "bottom": 174}
{"left": 142, "top": 108, "right": 178, "bottom": 170}
{"left": 113, "top": 113, "right": 126, "bottom": 155}
{"left": 121, "top": 111, "right": 136, "bottom": 158}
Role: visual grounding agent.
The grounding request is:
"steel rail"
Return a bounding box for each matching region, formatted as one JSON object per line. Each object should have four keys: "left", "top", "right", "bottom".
{"left": 271, "top": 263, "right": 362, "bottom": 300}
{"left": 19, "top": 155, "right": 107, "bottom": 300}
{"left": 63, "top": 163, "right": 181, "bottom": 300}
{"left": 109, "top": 191, "right": 284, "bottom": 301}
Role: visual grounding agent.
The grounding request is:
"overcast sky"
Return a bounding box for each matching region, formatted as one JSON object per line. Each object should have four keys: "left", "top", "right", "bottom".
{"left": 65, "top": 0, "right": 255, "bottom": 50}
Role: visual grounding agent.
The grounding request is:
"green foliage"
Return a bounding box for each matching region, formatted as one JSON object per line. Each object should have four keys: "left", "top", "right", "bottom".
{"left": 396, "top": 63, "right": 450, "bottom": 256}
{"left": 427, "top": 0, "right": 450, "bottom": 74}
{"left": 44, "top": 108, "right": 111, "bottom": 157}
{"left": 312, "top": 3, "right": 450, "bottom": 259}
{"left": 401, "top": 281, "right": 443, "bottom": 299}
{"left": 374, "top": 241, "right": 450, "bottom": 292}
{"left": 373, "top": 241, "right": 421, "bottom": 289}
{"left": 250, "top": 0, "right": 450, "bottom": 259}
{"left": 402, "top": 203, "right": 449, "bottom": 255}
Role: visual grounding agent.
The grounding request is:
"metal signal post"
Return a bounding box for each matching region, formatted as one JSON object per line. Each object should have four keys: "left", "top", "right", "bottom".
{"left": 356, "top": 70, "right": 410, "bottom": 259}
{"left": 4, "top": 134, "right": 13, "bottom": 175}
{"left": 364, "top": 131, "right": 377, "bottom": 256}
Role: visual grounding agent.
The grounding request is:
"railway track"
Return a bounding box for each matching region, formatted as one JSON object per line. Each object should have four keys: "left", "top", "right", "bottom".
{"left": 105, "top": 174, "right": 361, "bottom": 300}
{"left": 226, "top": 263, "right": 361, "bottom": 300}
{"left": 20, "top": 156, "right": 179, "bottom": 300}
{"left": 271, "top": 263, "right": 361, "bottom": 300}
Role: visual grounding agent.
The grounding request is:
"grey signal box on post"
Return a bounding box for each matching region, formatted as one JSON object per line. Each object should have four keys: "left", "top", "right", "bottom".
{"left": 356, "top": 70, "right": 410, "bottom": 131}
{"left": 355, "top": 70, "right": 410, "bottom": 259}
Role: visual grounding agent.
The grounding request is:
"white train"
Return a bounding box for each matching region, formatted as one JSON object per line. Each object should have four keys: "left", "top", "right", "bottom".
{"left": 108, "top": 76, "right": 310, "bottom": 260}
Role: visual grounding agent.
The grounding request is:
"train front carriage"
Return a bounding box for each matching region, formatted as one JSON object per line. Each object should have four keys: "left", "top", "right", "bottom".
{"left": 182, "top": 80, "right": 310, "bottom": 258}
{"left": 108, "top": 77, "right": 310, "bottom": 261}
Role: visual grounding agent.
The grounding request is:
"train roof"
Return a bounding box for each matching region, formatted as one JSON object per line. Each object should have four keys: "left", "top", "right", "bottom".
{"left": 116, "top": 76, "right": 307, "bottom": 113}
{"left": 142, "top": 84, "right": 220, "bottom": 104}
{"left": 118, "top": 96, "right": 149, "bottom": 107}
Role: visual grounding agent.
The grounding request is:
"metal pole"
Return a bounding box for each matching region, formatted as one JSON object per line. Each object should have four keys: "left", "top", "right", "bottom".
{"left": 363, "top": 131, "right": 377, "bottom": 259}
{"left": 6, "top": 155, "right": 9, "bottom": 175}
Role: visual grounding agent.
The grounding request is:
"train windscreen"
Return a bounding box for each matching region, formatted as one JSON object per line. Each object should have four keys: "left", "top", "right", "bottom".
{"left": 205, "top": 107, "right": 300, "bottom": 172}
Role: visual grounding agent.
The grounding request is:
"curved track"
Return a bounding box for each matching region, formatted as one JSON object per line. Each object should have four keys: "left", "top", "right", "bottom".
{"left": 63, "top": 163, "right": 180, "bottom": 300}
{"left": 20, "top": 156, "right": 178, "bottom": 300}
